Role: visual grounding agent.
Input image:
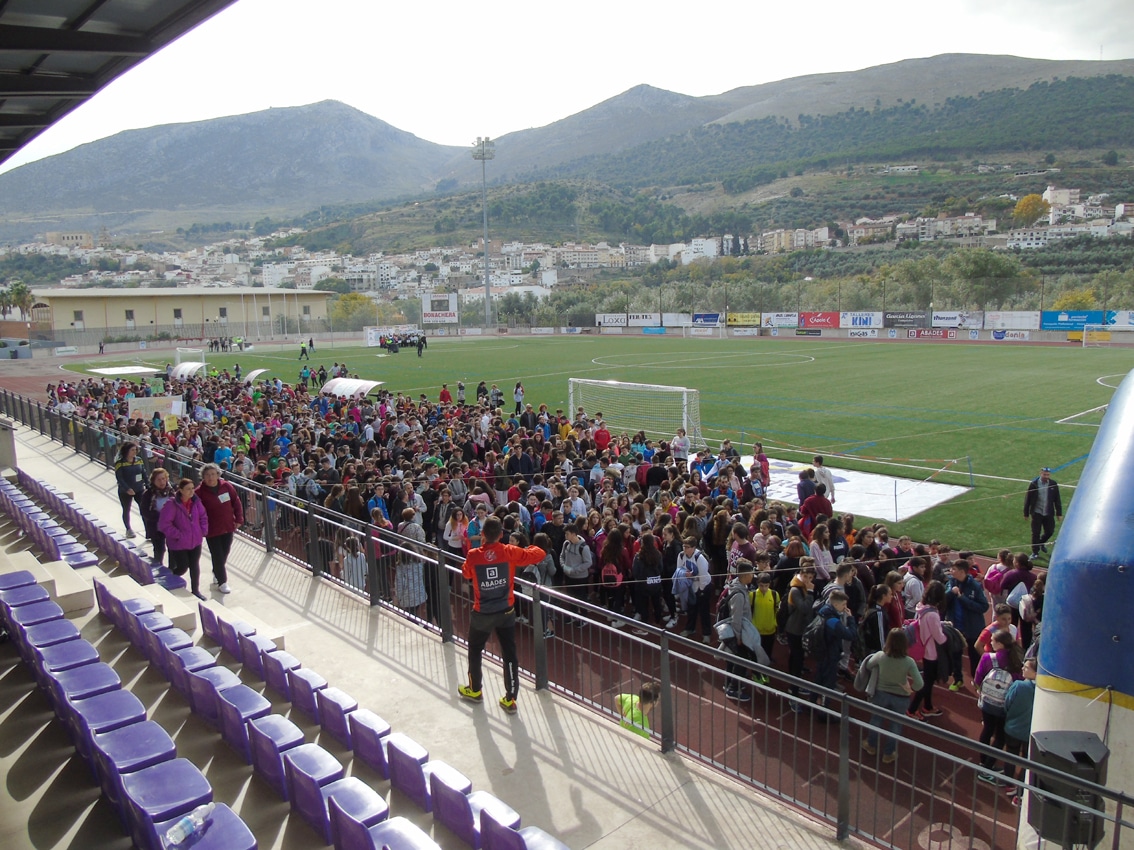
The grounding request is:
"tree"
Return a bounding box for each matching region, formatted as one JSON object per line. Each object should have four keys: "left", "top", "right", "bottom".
{"left": 315, "top": 277, "right": 350, "bottom": 295}
{"left": 942, "top": 249, "right": 1028, "bottom": 309}
{"left": 1044, "top": 153, "right": 1056, "bottom": 165}
{"left": 8, "top": 282, "right": 33, "bottom": 320}
{"left": 1052, "top": 289, "right": 1098, "bottom": 310}
{"left": 329, "top": 293, "right": 379, "bottom": 331}
{"left": 1013, "top": 194, "right": 1050, "bottom": 227}
{"left": 1103, "top": 150, "right": 1120, "bottom": 166}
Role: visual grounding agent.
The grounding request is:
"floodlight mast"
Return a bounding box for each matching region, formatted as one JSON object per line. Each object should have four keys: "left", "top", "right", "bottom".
{"left": 472, "top": 137, "right": 496, "bottom": 328}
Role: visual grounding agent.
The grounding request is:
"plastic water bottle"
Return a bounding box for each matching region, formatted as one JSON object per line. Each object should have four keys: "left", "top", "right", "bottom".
{"left": 163, "top": 802, "right": 215, "bottom": 846}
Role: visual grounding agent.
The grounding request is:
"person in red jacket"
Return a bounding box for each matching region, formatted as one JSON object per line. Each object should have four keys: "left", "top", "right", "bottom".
{"left": 458, "top": 515, "right": 546, "bottom": 714}
{"left": 196, "top": 463, "right": 244, "bottom": 594}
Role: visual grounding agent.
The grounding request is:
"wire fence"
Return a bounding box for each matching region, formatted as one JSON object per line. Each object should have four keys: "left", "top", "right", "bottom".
{"left": 3, "top": 388, "right": 1132, "bottom": 850}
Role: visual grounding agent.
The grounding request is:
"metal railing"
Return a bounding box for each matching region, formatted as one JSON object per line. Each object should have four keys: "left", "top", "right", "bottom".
{"left": 3, "top": 388, "right": 1131, "bottom": 850}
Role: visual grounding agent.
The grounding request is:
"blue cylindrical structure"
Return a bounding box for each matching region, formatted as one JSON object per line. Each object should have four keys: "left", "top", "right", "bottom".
{"left": 1032, "top": 367, "right": 1134, "bottom": 849}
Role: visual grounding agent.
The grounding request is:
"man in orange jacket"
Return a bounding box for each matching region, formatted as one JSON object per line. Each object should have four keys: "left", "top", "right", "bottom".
{"left": 458, "top": 515, "right": 545, "bottom": 714}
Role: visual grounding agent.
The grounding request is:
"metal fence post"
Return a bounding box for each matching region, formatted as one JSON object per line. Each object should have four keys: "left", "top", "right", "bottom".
{"left": 434, "top": 545, "right": 453, "bottom": 642}
{"left": 659, "top": 633, "right": 675, "bottom": 753}
{"left": 836, "top": 699, "right": 851, "bottom": 841}
{"left": 260, "top": 484, "right": 275, "bottom": 553}
{"left": 307, "top": 507, "right": 322, "bottom": 577}
{"left": 366, "top": 523, "right": 381, "bottom": 606}
{"left": 36, "top": 402, "right": 45, "bottom": 435}
{"left": 532, "top": 586, "right": 548, "bottom": 689}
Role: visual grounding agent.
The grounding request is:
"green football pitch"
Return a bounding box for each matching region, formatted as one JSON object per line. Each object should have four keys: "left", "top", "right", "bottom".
{"left": 71, "top": 335, "right": 1131, "bottom": 557}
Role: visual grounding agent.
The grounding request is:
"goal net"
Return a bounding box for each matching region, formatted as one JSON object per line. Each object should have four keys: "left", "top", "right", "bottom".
{"left": 568, "top": 378, "right": 707, "bottom": 449}
{"left": 681, "top": 321, "right": 726, "bottom": 339}
{"left": 176, "top": 347, "right": 205, "bottom": 365}
{"left": 1083, "top": 325, "right": 1134, "bottom": 347}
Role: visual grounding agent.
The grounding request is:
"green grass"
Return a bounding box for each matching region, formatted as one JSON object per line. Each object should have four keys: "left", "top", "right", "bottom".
{"left": 73, "top": 336, "right": 1127, "bottom": 556}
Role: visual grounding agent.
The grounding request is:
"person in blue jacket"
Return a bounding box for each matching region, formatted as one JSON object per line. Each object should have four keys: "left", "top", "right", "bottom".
{"left": 945, "top": 559, "right": 989, "bottom": 688}
{"left": 815, "top": 589, "right": 858, "bottom": 699}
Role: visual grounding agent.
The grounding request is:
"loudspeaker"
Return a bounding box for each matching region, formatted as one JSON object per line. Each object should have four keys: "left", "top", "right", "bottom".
{"left": 1027, "top": 731, "right": 1109, "bottom": 849}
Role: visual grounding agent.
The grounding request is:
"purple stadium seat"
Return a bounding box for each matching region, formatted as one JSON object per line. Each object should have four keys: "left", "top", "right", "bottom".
{"left": 187, "top": 666, "right": 242, "bottom": 726}
{"left": 348, "top": 709, "right": 392, "bottom": 779}
{"left": 128, "top": 610, "right": 170, "bottom": 651}
{"left": 329, "top": 790, "right": 390, "bottom": 850}
{"left": 32, "top": 638, "right": 100, "bottom": 691}
{"left": 282, "top": 743, "right": 344, "bottom": 820}
{"left": 288, "top": 667, "right": 327, "bottom": 723}
{"left": 47, "top": 661, "right": 121, "bottom": 712}
{"left": 68, "top": 689, "right": 148, "bottom": 764}
{"left": 165, "top": 645, "right": 216, "bottom": 697}
{"left": 216, "top": 684, "right": 271, "bottom": 763}
{"left": 387, "top": 733, "right": 462, "bottom": 813}
{"left": 142, "top": 624, "right": 191, "bottom": 667}
{"left": 217, "top": 618, "right": 256, "bottom": 662}
{"left": 151, "top": 802, "right": 257, "bottom": 850}
{"left": 316, "top": 687, "right": 358, "bottom": 748}
{"left": 297, "top": 774, "right": 385, "bottom": 845}
{"left": 198, "top": 601, "right": 222, "bottom": 645}
{"left": 261, "top": 649, "right": 301, "bottom": 700}
{"left": 0, "top": 569, "right": 36, "bottom": 591}
{"left": 238, "top": 631, "right": 279, "bottom": 678}
{"left": 121, "top": 758, "right": 213, "bottom": 850}
{"left": 481, "top": 810, "right": 569, "bottom": 850}
{"left": 0, "top": 583, "right": 50, "bottom": 629}
{"left": 20, "top": 618, "right": 81, "bottom": 664}
{"left": 248, "top": 714, "right": 305, "bottom": 800}
{"left": 91, "top": 719, "right": 176, "bottom": 814}
{"left": 431, "top": 766, "right": 520, "bottom": 849}
{"left": 10, "top": 599, "right": 64, "bottom": 632}
{"left": 366, "top": 816, "right": 442, "bottom": 850}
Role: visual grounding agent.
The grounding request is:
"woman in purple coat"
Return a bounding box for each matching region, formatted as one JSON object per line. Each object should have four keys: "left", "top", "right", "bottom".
{"left": 158, "top": 477, "right": 209, "bottom": 599}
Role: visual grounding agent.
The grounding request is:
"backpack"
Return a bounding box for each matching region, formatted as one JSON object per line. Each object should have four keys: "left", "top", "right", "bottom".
{"left": 635, "top": 463, "right": 650, "bottom": 488}
{"left": 802, "top": 613, "right": 828, "bottom": 660}
{"left": 978, "top": 655, "right": 1013, "bottom": 715}
{"left": 716, "top": 585, "right": 742, "bottom": 625}
{"left": 903, "top": 609, "right": 930, "bottom": 664}
{"left": 775, "top": 591, "right": 793, "bottom": 631}
{"left": 600, "top": 559, "right": 622, "bottom": 587}
{"left": 983, "top": 565, "right": 1007, "bottom": 596}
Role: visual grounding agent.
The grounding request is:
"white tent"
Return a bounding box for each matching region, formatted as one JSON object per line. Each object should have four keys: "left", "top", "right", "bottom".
{"left": 243, "top": 368, "right": 270, "bottom": 385}
{"left": 87, "top": 366, "right": 162, "bottom": 376}
{"left": 320, "top": 378, "right": 385, "bottom": 398}
{"left": 169, "top": 362, "right": 207, "bottom": 380}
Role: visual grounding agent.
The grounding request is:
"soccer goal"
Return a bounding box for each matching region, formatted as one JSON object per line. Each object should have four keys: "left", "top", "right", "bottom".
{"left": 1082, "top": 325, "right": 1134, "bottom": 347}
{"left": 681, "top": 322, "right": 726, "bottom": 339}
{"left": 568, "top": 378, "right": 707, "bottom": 449}
{"left": 176, "top": 346, "right": 205, "bottom": 365}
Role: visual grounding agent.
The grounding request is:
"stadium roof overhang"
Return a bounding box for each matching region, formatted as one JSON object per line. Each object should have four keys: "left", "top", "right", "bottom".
{"left": 320, "top": 378, "right": 385, "bottom": 398}
{"left": 0, "top": 0, "right": 239, "bottom": 168}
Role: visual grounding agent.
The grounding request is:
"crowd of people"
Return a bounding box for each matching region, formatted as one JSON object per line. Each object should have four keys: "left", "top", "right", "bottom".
{"left": 44, "top": 366, "right": 1042, "bottom": 768}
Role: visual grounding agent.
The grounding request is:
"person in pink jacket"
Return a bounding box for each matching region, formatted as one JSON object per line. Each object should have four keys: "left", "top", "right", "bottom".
{"left": 907, "top": 581, "right": 948, "bottom": 720}
{"left": 158, "top": 477, "right": 210, "bottom": 599}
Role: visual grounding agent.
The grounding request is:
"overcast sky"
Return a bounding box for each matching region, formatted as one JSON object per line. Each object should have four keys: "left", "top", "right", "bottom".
{"left": 2, "top": 0, "right": 1131, "bottom": 174}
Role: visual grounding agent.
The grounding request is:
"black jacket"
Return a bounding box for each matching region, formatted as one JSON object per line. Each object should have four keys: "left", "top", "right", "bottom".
{"left": 1024, "top": 477, "right": 1062, "bottom": 518}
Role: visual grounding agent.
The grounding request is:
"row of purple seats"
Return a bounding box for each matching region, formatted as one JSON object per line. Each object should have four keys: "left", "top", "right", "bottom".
{"left": 17, "top": 468, "right": 183, "bottom": 588}
{"left": 0, "top": 477, "right": 100, "bottom": 570}
{"left": 2, "top": 569, "right": 256, "bottom": 850}
{"left": 106, "top": 582, "right": 433, "bottom": 849}
{"left": 202, "top": 601, "right": 560, "bottom": 850}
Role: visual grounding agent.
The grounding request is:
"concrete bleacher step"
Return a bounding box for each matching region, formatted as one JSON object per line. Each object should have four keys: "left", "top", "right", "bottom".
{"left": 0, "top": 549, "right": 92, "bottom": 613}
{"left": 39, "top": 559, "right": 94, "bottom": 613}
{"left": 0, "top": 548, "right": 54, "bottom": 588}
{"left": 97, "top": 574, "right": 197, "bottom": 632}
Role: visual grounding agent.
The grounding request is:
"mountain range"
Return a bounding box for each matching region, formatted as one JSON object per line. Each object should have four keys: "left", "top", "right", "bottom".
{"left": 1, "top": 53, "right": 1133, "bottom": 242}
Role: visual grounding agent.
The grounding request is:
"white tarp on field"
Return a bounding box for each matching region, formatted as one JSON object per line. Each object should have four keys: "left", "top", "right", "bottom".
{"left": 740, "top": 455, "right": 969, "bottom": 523}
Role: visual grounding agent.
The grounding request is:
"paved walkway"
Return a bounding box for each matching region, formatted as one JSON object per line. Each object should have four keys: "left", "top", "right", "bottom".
{"left": 0, "top": 422, "right": 849, "bottom": 850}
